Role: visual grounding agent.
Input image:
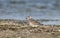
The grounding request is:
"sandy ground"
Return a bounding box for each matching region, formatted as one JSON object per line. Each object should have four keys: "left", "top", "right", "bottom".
{"left": 0, "top": 19, "right": 60, "bottom": 38}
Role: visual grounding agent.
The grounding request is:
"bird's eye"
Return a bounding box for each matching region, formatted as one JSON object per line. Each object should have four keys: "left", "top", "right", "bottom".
{"left": 26, "top": 18, "right": 27, "bottom": 19}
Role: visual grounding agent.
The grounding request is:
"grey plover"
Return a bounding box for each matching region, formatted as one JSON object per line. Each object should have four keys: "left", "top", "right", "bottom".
{"left": 26, "top": 16, "right": 41, "bottom": 27}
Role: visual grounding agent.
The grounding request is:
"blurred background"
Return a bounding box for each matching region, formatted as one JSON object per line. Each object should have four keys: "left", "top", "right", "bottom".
{"left": 0, "top": 0, "right": 60, "bottom": 25}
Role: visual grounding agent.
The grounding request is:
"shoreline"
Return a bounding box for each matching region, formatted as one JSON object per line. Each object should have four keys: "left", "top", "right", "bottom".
{"left": 0, "top": 19, "right": 60, "bottom": 38}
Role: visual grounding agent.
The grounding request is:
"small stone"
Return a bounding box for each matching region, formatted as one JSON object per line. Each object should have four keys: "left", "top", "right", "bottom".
{"left": 18, "top": 37, "right": 21, "bottom": 38}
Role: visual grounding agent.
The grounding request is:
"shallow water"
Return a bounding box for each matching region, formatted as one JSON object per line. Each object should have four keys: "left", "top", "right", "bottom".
{"left": 0, "top": 0, "right": 60, "bottom": 25}
{"left": 42, "top": 21, "right": 60, "bottom": 25}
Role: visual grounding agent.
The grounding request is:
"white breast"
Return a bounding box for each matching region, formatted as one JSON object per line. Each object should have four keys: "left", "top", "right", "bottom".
{"left": 29, "top": 22, "right": 39, "bottom": 27}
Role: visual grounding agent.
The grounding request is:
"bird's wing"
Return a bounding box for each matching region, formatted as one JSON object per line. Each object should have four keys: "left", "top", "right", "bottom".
{"left": 30, "top": 19, "right": 41, "bottom": 25}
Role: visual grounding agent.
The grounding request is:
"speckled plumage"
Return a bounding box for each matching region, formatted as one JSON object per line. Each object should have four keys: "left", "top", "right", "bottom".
{"left": 26, "top": 16, "right": 41, "bottom": 27}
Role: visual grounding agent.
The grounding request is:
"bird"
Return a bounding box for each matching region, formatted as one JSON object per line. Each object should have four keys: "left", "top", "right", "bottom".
{"left": 26, "top": 16, "right": 42, "bottom": 27}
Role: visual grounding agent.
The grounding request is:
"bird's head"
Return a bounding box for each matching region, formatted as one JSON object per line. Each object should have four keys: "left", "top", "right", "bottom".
{"left": 26, "top": 16, "right": 32, "bottom": 20}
